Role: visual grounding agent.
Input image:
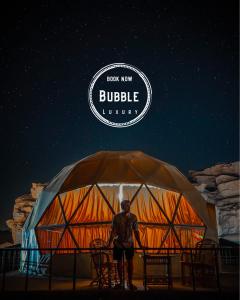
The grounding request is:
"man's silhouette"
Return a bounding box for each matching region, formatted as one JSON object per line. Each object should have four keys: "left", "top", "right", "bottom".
{"left": 107, "top": 199, "right": 142, "bottom": 290}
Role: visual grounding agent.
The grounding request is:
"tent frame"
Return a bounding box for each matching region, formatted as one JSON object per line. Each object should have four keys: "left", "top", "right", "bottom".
{"left": 35, "top": 183, "right": 206, "bottom": 255}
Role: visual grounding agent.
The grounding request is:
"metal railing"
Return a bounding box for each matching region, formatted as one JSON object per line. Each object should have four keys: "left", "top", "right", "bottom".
{"left": 0, "top": 246, "right": 239, "bottom": 293}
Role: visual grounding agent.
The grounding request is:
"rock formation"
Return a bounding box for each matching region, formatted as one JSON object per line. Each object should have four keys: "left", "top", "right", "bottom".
{"left": 189, "top": 161, "right": 240, "bottom": 243}
{"left": 6, "top": 183, "right": 47, "bottom": 244}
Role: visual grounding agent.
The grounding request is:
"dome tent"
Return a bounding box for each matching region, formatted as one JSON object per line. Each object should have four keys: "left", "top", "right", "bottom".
{"left": 21, "top": 151, "right": 217, "bottom": 273}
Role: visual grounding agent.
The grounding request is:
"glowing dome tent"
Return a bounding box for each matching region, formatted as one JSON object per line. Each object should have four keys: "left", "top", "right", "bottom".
{"left": 21, "top": 151, "right": 216, "bottom": 271}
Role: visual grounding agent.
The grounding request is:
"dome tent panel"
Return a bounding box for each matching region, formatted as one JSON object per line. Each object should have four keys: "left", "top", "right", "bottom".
{"left": 25, "top": 163, "right": 77, "bottom": 231}
{"left": 56, "top": 227, "right": 78, "bottom": 254}
{"left": 58, "top": 153, "right": 105, "bottom": 193}
{"left": 37, "top": 196, "right": 65, "bottom": 226}
{"left": 68, "top": 185, "right": 115, "bottom": 224}
{"left": 162, "top": 228, "right": 181, "bottom": 249}
{"left": 134, "top": 225, "right": 169, "bottom": 253}
{"left": 97, "top": 158, "right": 144, "bottom": 184}
{"left": 174, "top": 226, "right": 205, "bottom": 248}
{"left": 120, "top": 183, "right": 142, "bottom": 203}
{"left": 129, "top": 155, "right": 180, "bottom": 192}
{"left": 97, "top": 185, "right": 120, "bottom": 213}
{"left": 130, "top": 186, "right": 169, "bottom": 224}
{"left": 36, "top": 227, "right": 65, "bottom": 254}
{"left": 59, "top": 186, "right": 91, "bottom": 222}
{"left": 59, "top": 153, "right": 144, "bottom": 193}
{"left": 70, "top": 225, "right": 111, "bottom": 250}
{"left": 174, "top": 196, "right": 204, "bottom": 226}
{"left": 147, "top": 187, "right": 181, "bottom": 222}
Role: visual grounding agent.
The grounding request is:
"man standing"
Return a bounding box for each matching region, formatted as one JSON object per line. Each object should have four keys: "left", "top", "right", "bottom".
{"left": 107, "top": 199, "right": 143, "bottom": 290}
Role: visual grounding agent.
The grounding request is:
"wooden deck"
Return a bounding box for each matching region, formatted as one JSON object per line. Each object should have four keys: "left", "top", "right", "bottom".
{"left": 0, "top": 270, "right": 238, "bottom": 293}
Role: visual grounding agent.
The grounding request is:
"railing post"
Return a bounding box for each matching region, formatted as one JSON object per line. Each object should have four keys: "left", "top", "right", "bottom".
{"left": 1, "top": 250, "right": 6, "bottom": 292}
{"left": 98, "top": 248, "right": 102, "bottom": 289}
{"left": 25, "top": 249, "right": 30, "bottom": 292}
{"left": 108, "top": 247, "right": 111, "bottom": 288}
{"left": 143, "top": 250, "right": 147, "bottom": 291}
{"left": 167, "top": 248, "right": 172, "bottom": 289}
{"left": 72, "top": 249, "right": 77, "bottom": 291}
{"left": 12, "top": 249, "right": 16, "bottom": 271}
{"left": 122, "top": 251, "right": 125, "bottom": 290}
{"left": 215, "top": 248, "right": 221, "bottom": 292}
{"left": 48, "top": 249, "right": 52, "bottom": 291}
{"left": 190, "top": 249, "right": 196, "bottom": 291}
{"left": 16, "top": 248, "right": 20, "bottom": 271}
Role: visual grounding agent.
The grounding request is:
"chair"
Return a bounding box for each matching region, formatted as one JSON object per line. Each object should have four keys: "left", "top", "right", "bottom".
{"left": 143, "top": 254, "right": 173, "bottom": 290}
{"left": 90, "top": 239, "right": 115, "bottom": 288}
{"left": 181, "top": 238, "right": 218, "bottom": 287}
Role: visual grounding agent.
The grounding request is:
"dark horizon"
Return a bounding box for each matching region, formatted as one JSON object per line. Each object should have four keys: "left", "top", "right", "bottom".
{"left": 0, "top": 1, "right": 238, "bottom": 229}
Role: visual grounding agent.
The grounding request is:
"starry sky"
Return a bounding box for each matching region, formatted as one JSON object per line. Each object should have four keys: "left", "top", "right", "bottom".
{"left": 0, "top": 1, "right": 238, "bottom": 228}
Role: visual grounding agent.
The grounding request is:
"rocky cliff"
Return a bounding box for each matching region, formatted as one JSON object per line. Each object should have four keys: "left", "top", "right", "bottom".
{"left": 6, "top": 183, "right": 47, "bottom": 244}
{"left": 189, "top": 161, "right": 240, "bottom": 243}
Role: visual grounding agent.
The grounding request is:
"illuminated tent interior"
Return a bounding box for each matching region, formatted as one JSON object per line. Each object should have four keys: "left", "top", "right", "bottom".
{"left": 21, "top": 151, "right": 216, "bottom": 273}
{"left": 36, "top": 184, "right": 207, "bottom": 253}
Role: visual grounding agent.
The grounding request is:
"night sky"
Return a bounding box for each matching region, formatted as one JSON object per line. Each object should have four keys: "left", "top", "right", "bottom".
{"left": 0, "top": 1, "right": 238, "bottom": 228}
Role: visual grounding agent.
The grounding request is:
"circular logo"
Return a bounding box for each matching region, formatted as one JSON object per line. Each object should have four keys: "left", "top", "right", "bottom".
{"left": 88, "top": 63, "right": 152, "bottom": 128}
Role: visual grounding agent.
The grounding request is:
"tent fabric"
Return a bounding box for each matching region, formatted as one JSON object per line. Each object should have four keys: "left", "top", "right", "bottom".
{"left": 35, "top": 185, "right": 206, "bottom": 252}
{"left": 21, "top": 151, "right": 217, "bottom": 272}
